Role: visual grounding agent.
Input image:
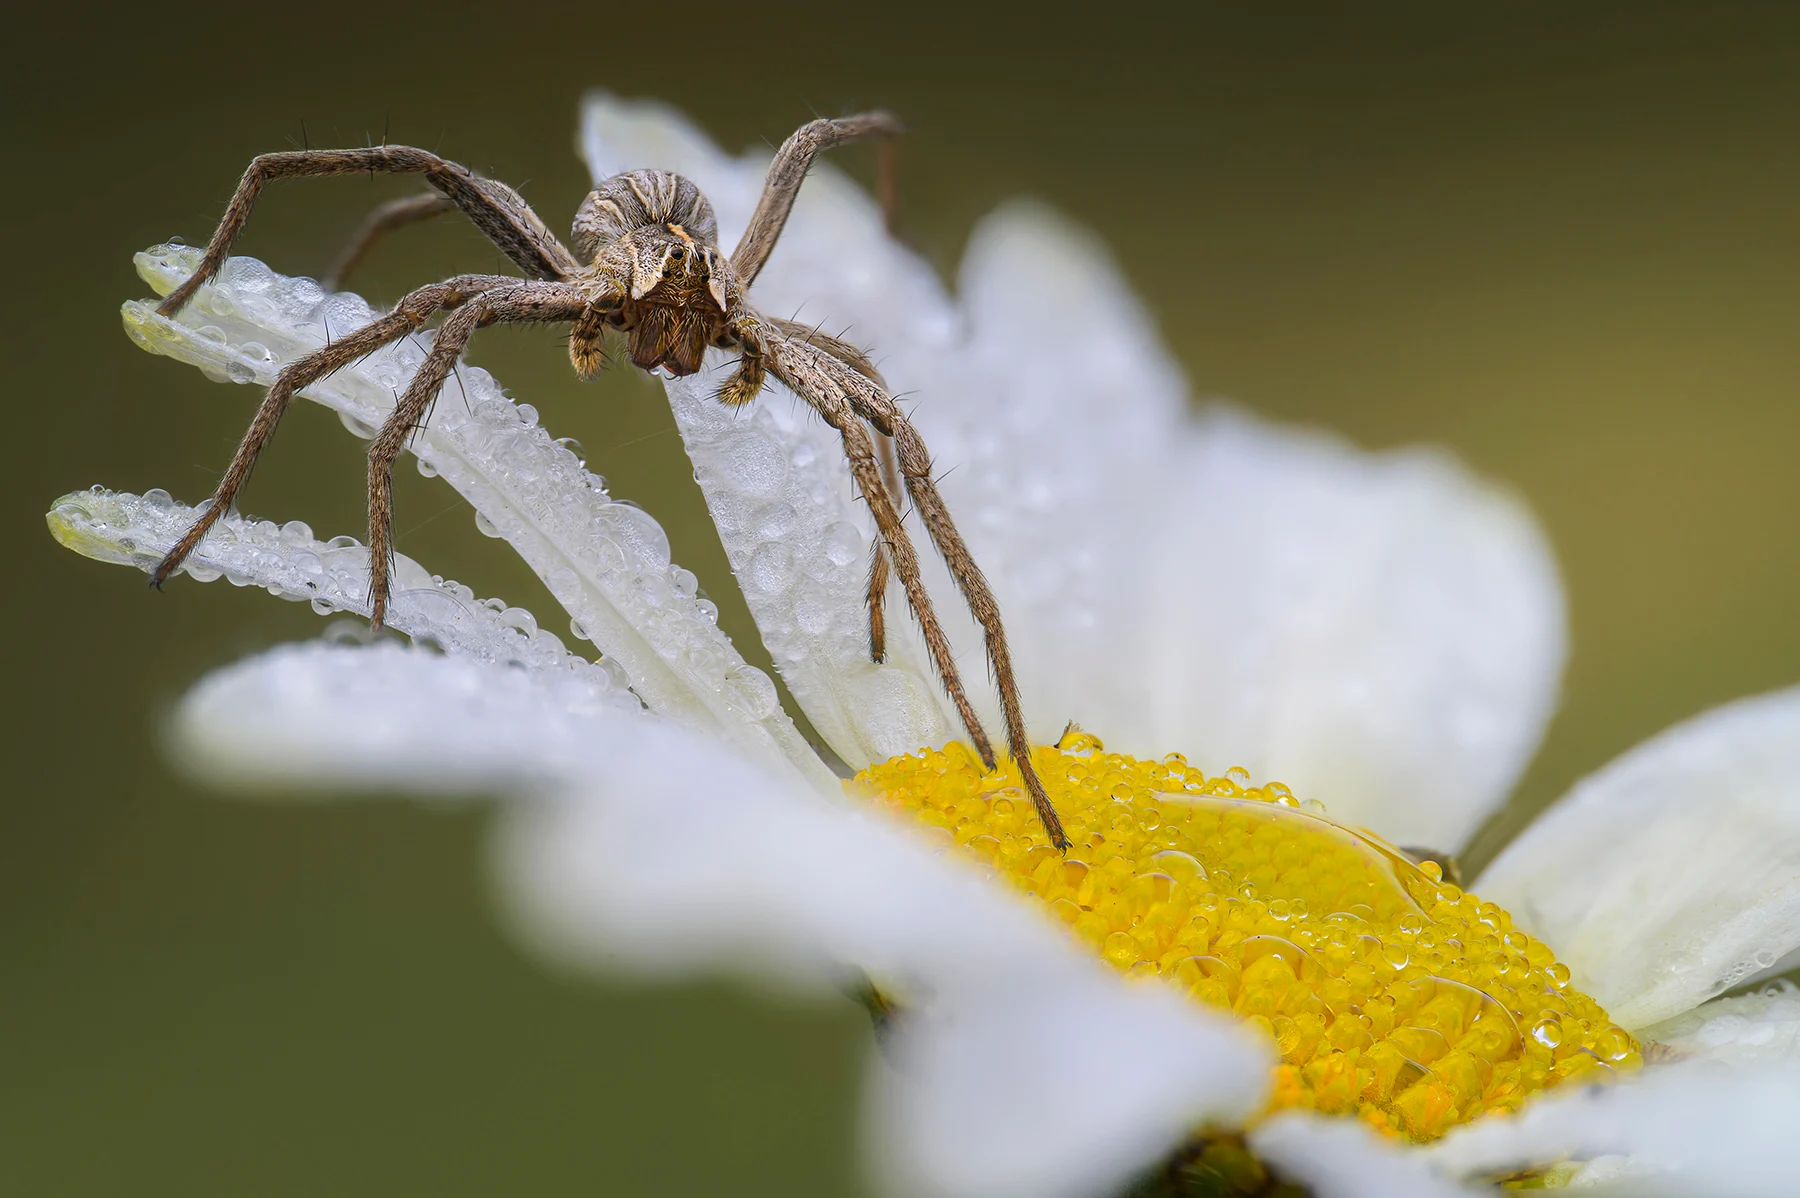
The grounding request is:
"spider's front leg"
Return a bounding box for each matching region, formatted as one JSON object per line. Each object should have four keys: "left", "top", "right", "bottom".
{"left": 756, "top": 330, "right": 1069, "bottom": 847}
{"left": 761, "top": 317, "right": 901, "bottom": 663}
{"left": 777, "top": 338, "right": 1070, "bottom": 849}
{"left": 158, "top": 146, "right": 578, "bottom": 317}
{"left": 152, "top": 274, "right": 517, "bottom": 588}
{"left": 362, "top": 281, "right": 586, "bottom": 628}
{"left": 731, "top": 113, "right": 903, "bottom": 288}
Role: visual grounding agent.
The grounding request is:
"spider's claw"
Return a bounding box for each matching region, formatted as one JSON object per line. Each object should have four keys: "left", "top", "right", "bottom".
{"left": 1020, "top": 763, "right": 1071, "bottom": 852}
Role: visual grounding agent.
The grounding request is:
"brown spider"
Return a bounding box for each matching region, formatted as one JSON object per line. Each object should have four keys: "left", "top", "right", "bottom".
{"left": 150, "top": 113, "right": 1070, "bottom": 848}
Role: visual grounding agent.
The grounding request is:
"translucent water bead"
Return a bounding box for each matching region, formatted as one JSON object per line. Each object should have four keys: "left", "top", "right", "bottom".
{"left": 852, "top": 731, "right": 1641, "bottom": 1142}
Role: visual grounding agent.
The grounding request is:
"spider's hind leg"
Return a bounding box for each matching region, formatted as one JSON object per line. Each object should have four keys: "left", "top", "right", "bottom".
{"left": 158, "top": 146, "right": 579, "bottom": 317}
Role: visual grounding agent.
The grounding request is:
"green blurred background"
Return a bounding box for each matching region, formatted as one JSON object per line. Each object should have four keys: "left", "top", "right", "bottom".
{"left": 6, "top": 2, "right": 1799, "bottom": 1192}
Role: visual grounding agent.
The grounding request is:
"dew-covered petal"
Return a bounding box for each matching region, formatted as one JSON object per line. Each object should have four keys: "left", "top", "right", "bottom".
{"left": 1476, "top": 685, "right": 1800, "bottom": 1029}
{"left": 1636, "top": 981, "right": 1800, "bottom": 1068}
{"left": 49, "top": 486, "right": 608, "bottom": 676}
{"left": 583, "top": 93, "right": 959, "bottom": 766}
{"left": 1426, "top": 1060, "right": 1800, "bottom": 1197}
{"left": 115, "top": 247, "right": 825, "bottom": 789}
{"left": 1248, "top": 1113, "right": 1475, "bottom": 1198}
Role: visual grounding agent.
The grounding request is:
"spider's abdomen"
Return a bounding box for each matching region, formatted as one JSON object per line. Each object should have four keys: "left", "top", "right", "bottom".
{"left": 572, "top": 170, "right": 718, "bottom": 263}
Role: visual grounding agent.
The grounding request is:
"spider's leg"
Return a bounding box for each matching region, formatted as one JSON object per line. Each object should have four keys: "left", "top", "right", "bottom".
{"left": 821, "top": 352, "right": 1071, "bottom": 850}
{"left": 731, "top": 113, "right": 903, "bottom": 288}
{"left": 763, "top": 341, "right": 1005, "bottom": 785}
{"left": 364, "top": 281, "right": 586, "bottom": 629}
{"left": 766, "top": 317, "right": 889, "bottom": 388}
{"left": 865, "top": 537, "right": 891, "bottom": 663}
{"left": 152, "top": 273, "right": 516, "bottom": 589}
{"left": 325, "top": 191, "right": 455, "bottom": 290}
{"left": 158, "top": 147, "right": 578, "bottom": 317}
{"left": 764, "top": 316, "right": 899, "bottom": 660}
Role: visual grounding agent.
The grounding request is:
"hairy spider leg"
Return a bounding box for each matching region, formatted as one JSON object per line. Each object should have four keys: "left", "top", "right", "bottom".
{"left": 364, "top": 281, "right": 589, "bottom": 628}
{"left": 730, "top": 113, "right": 902, "bottom": 287}
{"left": 157, "top": 146, "right": 578, "bottom": 319}
{"left": 151, "top": 274, "right": 517, "bottom": 589}
{"left": 784, "top": 337, "right": 1071, "bottom": 850}
{"left": 762, "top": 316, "right": 901, "bottom": 662}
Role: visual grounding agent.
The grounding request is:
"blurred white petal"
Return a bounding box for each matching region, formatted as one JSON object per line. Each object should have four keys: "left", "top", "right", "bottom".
{"left": 1476, "top": 685, "right": 1800, "bottom": 1028}
{"left": 1426, "top": 1060, "right": 1800, "bottom": 1197}
{"left": 175, "top": 639, "right": 636, "bottom": 795}
{"left": 121, "top": 246, "right": 827, "bottom": 789}
{"left": 186, "top": 633, "right": 1272, "bottom": 1198}
{"left": 1248, "top": 1113, "right": 1475, "bottom": 1198}
{"left": 1637, "top": 981, "right": 1800, "bottom": 1067}
{"left": 580, "top": 94, "right": 1565, "bottom": 847}
{"left": 495, "top": 734, "right": 1271, "bottom": 1198}
{"left": 866, "top": 973, "right": 1270, "bottom": 1198}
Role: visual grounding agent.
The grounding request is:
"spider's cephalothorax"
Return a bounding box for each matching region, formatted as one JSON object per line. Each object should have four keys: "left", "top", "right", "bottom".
{"left": 569, "top": 170, "right": 733, "bottom": 377}
{"left": 144, "top": 111, "right": 1072, "bottom": 849}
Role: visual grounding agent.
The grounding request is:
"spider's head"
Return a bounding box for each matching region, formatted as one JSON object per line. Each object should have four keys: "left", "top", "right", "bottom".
{"left": 609, "top": 224, "right": 731, "bottom": 311}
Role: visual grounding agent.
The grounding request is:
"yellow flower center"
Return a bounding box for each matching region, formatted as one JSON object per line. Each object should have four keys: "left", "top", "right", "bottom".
{"left": 851, "top": 731, "right": 1640, "bottom": 1142}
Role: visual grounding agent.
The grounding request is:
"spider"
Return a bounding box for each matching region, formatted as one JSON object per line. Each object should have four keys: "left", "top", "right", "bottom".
{"left": 150, "top": 113, "right": 1070, "bottom": 849}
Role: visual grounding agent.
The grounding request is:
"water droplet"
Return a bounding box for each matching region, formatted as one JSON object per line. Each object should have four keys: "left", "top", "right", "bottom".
{"left": 823, "top": 521, "right": 863, "bottom": 567}
{"left": 338, "top": 410, "right": 378, "bottom": 440}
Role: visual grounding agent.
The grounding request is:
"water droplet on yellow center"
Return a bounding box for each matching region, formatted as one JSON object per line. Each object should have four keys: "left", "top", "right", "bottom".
{"left": 851, "top": 732, "right": 1640, "bottom": 1142}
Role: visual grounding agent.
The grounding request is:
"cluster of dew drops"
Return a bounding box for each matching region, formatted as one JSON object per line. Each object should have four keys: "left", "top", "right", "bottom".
{"left": 854, "top": 730, "right": 1642, "bottom": 1141}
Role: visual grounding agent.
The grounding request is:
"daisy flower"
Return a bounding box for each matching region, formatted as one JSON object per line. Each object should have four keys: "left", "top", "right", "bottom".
{"left": 47, "top": 95, "right": 1800, "bottom": 1197}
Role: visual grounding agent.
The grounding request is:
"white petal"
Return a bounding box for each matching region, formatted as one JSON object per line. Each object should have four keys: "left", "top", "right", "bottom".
{"left": 49, "top": 486, "right": 608, "bottom": 676}
{"left": 174, "top": 639, "right": 639, "bottom": 795}
{"left": 214, "top": 623, "right": 1276, "bottom": 1198}
{"left": 663, "top": 365, "right": 956, "bottom": 764}
{"left": 497, "top": 754, "right": 1271, "bottom": 1198}
{"left": 1248, "top": 1113, "right": 1474, "bottom": 1198}
{"left": 919, "top": 209, "right": 1565, "bottom": 851}
{"left": 1476, "top": 684, "right": 1800, "bottom": 1028}
{"left": 1426, "top": 1060, "right": 1800, "bottom": 1197}
{"left": 1636, "top": 981, "right": 1800, "bottom": 1068}
{"left": 865, "top": 973, "right": 1270, "bottom": 1198}
{"left": 118, "top": 246, "right": 828, "bottom": 789}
